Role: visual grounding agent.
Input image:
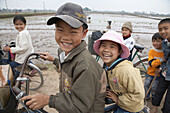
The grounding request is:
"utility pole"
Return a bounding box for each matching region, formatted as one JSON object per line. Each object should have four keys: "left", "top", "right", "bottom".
{"left": 5, "top": 0, "right": 9, "bottom": 13}
{"left": 43, "top": 1, "right": 45, "bottom": 10}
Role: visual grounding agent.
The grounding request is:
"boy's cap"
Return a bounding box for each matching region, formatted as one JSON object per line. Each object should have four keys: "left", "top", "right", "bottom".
{"left": 93, "top": 30, "right": 130, "bottom": 58}
{"left": 47, "top": 2, "right": 88, "bottom": 28}
{"left": 122, "top": 22, "right": 133, "bottom": 32}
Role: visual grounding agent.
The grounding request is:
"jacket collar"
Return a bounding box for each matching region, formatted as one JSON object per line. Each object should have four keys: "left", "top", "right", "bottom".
{"left": 58, "top": 40, "right": 87, "bottom": 63}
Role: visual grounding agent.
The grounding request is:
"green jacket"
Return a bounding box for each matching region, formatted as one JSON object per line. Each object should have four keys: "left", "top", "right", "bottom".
{"left": 49, "top": 41, "right": 107, "bottom": 113}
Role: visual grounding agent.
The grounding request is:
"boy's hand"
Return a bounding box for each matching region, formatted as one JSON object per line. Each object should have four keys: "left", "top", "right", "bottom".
{"left": 21, "top": 93, "right": 50, "bottom": 110}
{"left": 106, "top": 90, "right": 118, "bottom": 103}
{"left": 3, "top": 46, "right": 10, "bottom": 52}
{"left": 39, "top": 52, "right": 55, "bottom": 61}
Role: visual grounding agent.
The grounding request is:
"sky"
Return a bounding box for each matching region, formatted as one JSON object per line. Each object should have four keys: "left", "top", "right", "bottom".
{"left": 0, "top": 0, "right": 170, "bottom": 14}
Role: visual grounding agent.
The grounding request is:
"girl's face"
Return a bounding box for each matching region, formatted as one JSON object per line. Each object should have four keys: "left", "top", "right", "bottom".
{"left": 152, "top": 38, "right": 162, "bottom": 50}
{"left": 99, "top": 40, "right": 122, "bottom": 67}
{"left": 14, "top": 19, "right": 26, "bottom": 32}
{"left": 122, "top": 27, "right": 131, "bottom": 37}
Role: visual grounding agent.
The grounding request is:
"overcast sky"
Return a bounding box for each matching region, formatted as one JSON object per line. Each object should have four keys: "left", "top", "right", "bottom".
{"left": 0, "top": 0, "right": 170, "bottom": 14}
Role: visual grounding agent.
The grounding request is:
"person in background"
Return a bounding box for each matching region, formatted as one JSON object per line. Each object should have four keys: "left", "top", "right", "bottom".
{"left": 121, "top": 21, "right": 135, "bottom": 61}
{"left": 2, "top": 15, "right": 34, "bottom": 78}
{"left": 151, "top": 18, "right": 170, "bottom": 113}
{"left": 144, "top": 32, "right": 164, "bottom": 100}
{"left": 93, "top": 30, "right": 145, "bottom": 113}
{"left": 21, "top": 2, "right": 107, "bottom": 113}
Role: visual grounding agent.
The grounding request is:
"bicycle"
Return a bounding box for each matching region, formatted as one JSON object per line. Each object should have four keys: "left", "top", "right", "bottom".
{"left": 13, "top": 53, "right": 47, "bottom": 113}
{"left": 0, "top": 42, "right": 44, "bottom": 90}
{"left": 132, "top": 45, "right": 149, "bottom": 78}
{"left": 0, "top": 53, "right": 47, "bottom": 113}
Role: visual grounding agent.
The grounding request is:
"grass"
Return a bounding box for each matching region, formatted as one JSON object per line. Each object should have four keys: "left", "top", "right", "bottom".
{"left": 0, "top": 12, "right": 55, "bottom": 19}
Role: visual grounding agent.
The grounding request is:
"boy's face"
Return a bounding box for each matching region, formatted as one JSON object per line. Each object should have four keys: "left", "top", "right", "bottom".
{"left": 158, "top": 23, "right": 170, "bottom": 41}
{"left": 122, "top": 27, "right": 131, "bottom": 37}
{"left": 99, "top": 40, "right": 122, "bottom": 67}
{"left": 14, "top": 20, "right": 26, "bottom": 32}
{"left": 152, "top": 38, "right": 162, "bottom": 50}
{"left": 55, "top": 20, "right": 88, "bottom": 55}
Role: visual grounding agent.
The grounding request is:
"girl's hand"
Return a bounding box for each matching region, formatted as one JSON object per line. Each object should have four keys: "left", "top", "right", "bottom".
{"left": 106, "top": 90, "right": 118, "bottom": 103}
{"left": 3, "top": 46, "right": 10, "bottom": 52}
{"left": 39, "top": 52, "right": 55, "bottom": 61}
{"left": 21, "top": 93, "right": 50, "bottom": 110}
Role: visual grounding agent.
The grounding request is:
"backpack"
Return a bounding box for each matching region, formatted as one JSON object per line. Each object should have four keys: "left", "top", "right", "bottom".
{"left": 88, "top": 31, "right": 103, "bottom": 55}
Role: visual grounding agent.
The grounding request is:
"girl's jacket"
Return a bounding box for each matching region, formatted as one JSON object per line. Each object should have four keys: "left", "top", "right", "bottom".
{"left": 107, "top": 60, "right": 145, "bottom": 112}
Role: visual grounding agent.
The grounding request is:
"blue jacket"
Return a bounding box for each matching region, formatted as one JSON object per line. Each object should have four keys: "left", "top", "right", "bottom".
{"left": 161, "top": 39, "right": 170, "bottom": 81}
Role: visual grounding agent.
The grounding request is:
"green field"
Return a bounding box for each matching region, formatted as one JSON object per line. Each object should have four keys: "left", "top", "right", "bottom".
{"left": 0, "top": 12, "right": 56, "bottom": 19}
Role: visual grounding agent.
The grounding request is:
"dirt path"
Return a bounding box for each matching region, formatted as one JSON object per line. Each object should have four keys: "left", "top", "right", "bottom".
{"left": 19, "top": 64, "right": 164, "bottom": 113}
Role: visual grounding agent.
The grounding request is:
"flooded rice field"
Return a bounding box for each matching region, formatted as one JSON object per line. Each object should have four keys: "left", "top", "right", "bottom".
{"left": 0, "top": 12, "right": 168, "bottom": 62}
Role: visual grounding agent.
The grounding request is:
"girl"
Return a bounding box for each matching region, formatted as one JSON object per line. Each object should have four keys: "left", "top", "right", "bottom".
{"left": 93, "top": 30, "right": 145, "bottom": 113}
{"left": 3, "top": 15, "right": 34, "bottom": 77}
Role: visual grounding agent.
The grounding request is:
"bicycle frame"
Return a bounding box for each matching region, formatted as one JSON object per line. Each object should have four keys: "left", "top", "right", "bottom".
{"left": 131, "top": 50, "right": 148, "bottom": 73}
{"left": 12, "top": 53, "right": 47, "bottom": 113}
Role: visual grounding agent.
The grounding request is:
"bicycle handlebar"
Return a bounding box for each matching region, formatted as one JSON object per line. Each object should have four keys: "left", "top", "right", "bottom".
{"left": 14, "top": 53, "right": 40, "bottom": 87}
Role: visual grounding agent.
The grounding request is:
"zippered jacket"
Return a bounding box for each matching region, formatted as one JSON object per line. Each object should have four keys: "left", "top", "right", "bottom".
{"left": 107, "top": 60, "right": 145, "bottom": 112}
{"left": 49, "top": 41, "right": 107, "bottom": 113}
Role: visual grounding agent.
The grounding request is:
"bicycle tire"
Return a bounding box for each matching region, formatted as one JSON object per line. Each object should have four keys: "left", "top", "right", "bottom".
{"left": 22, "top": 63, "right": 44, "bottom": 90}
{"left": 133, "top": 57, "right": 149, "bottom": 78}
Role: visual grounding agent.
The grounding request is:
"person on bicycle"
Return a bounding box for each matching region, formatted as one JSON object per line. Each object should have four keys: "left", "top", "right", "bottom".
{"left": 21, "top": 2, "right": 107, "bottom": 113}
{"left": 121, "top": 21, "right": 135, "bottom": 61}
{"left": 93, "top": 30, "right": 145, "bottom": 113}
{"left": 144, "top": 32, "right": 164, "bottom": 100}
{"left": 151, "top": 18, "right": 170, "bottom": 113}
{"left": 2, "top": 15, "right": 34, "bottom": 78}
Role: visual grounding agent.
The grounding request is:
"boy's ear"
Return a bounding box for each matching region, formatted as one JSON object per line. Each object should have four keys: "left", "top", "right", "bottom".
{"left": 82, "top": 29, "right": 88, "bottom": 39}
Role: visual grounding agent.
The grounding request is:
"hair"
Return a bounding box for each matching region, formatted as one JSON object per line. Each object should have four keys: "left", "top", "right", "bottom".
{"left": 13, "top": 15, "right": 26, "bottom": 24}
{"left": 158, "top": 18, "right": 170, "bottom": 26}
{"left": 152, "top": 32, "right": 164, "bottom": 41}
{"left": 82, "top": 24, "right": 88, "bottom": 31}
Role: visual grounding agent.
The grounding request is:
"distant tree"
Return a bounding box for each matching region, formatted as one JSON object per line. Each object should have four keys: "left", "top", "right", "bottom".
{"left": 83, "top": 7, "right": 91, "bottom": 11}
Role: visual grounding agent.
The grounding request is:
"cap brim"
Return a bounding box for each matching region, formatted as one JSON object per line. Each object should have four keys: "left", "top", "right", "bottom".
{"left": 47, "top": 15, "right": 83, "bottom": 28}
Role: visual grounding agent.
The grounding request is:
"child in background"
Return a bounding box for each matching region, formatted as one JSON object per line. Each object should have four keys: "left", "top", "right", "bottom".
{"left": 93, "top": 30, "right": 145, "bottom": 113}
{"left": 151, "top": 18, "right": 170, "bottom": 113}
{"left": 21, "top": 2, "right": 107, "bottom": 113}
{"left": 2, "top": 15, "right": 34, "bottom": 77}
{"left": 121, "top": 21, "right": 135, "bottom": 61}
{"left": 144, "top": 32, "right": 164, "bottom": 100}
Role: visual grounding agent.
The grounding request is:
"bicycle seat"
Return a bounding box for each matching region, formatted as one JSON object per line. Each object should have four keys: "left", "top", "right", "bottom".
{"left": 134, "top": 45, "right": 144, "bottom": 52}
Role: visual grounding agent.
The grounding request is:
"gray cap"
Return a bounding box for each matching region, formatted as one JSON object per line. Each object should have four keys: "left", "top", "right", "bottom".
{"left": 47, "top": 2, "right": 88, "bottom": 28}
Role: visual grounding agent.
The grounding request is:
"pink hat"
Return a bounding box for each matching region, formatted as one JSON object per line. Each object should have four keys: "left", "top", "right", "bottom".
{"left": 93, "top": 30, "right": 130, "bottom": 58}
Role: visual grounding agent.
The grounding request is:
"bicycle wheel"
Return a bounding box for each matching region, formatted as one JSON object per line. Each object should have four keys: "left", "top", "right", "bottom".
{"left": 22, "top": 63, "right": 44, "bottom": 90}
{"left": 133, "top": 57, "right": 149, "bottom": 78}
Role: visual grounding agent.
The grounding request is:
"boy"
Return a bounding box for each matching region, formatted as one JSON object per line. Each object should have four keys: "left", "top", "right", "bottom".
{"left": 151, "top": 18, "right": 170, "bottom": 113}
{"left": 21, "top": 2, "right": 107, "bottom": 113}
{"left": 144, "top": 32, "right": 164, "bottom": 100}
{"left": 121, "top": 21, "right": 135, "bottom": 61}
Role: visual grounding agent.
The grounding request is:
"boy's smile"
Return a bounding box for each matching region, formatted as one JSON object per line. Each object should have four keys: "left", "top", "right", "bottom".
{"left": 158, "top": 23, "right": 170, "bottom": 41}
{"left": 55, "top": 20, "right": 88, "bottom": 55}
{"left": 152, "top": 38, "right": 162, "bottom": 50}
